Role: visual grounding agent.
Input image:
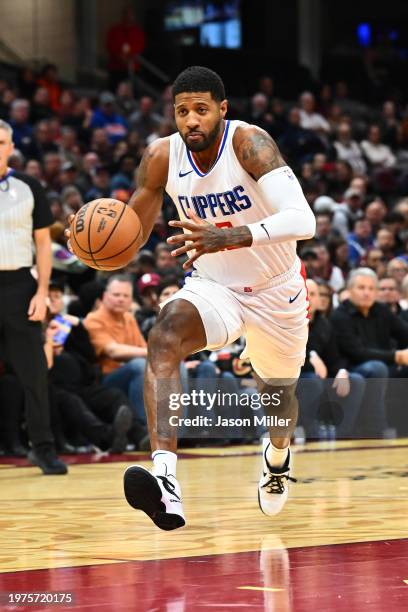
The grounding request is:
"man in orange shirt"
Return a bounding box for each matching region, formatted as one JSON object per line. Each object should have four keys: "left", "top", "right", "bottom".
{"left": 84, "top": 274, "right": 147, "bottom": 423}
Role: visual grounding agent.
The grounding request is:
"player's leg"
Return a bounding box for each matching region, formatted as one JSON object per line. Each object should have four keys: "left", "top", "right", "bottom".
{"left": 124, "top": 298, "right": 205, "bottom": 530}
{"left": 254, "top": 372, "right": 300, "bottom": 516}
{"left": 145, "top": 299, "right": 206, "bottom": 451}
{"left": 240, "top": 264, "right": 309, "bottom": 516}
{"left": 124, "top": 277, "right": 243, "bottom": 530}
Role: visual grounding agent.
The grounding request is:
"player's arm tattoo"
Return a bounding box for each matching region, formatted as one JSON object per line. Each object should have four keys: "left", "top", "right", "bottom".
{"left": 135, "top": 145, "right": 165, "bottom": 193}
{"left": 135, "top": 147, "right": 151, "bottom": 187}
{"left": 234, "top": 127, "right": 285, "bottom": 181}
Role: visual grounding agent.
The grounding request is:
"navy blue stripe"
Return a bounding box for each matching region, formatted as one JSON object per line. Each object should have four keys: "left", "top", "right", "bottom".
{"left": 186, "top": 120, "right": 230, "bottom": 177}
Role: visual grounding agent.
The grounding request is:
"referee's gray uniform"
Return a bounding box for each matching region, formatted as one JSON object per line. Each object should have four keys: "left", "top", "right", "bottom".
{"left": 0, "top": 169, "right": 54, "bottom": 448}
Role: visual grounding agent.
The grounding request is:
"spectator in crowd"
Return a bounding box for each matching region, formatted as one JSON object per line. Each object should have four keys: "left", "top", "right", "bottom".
{"left": 34, "top": 120, "right": 59, "bottom": 160}
{"left": 312, "top": 244, "right": 345, "bottom": 292}
{"left": 314, "top": 211, "right": 336, "bottom": 245}
{"left": 84, "top": 275, "right": 147, "bottom": 424}
{"left": 349, "top": 175, "right": 368, "bottom": 197}
{"left": 364, "top": 247, "right": 387, "bottom": 278}
{"left": 299, "top": 91, "right": 330, "bottom": 134}
{"left": 115, "top": 81, "right": 138, "bottom": 117}
{"left": 76, "top": 151, "right": 100, "bottom": 195}
{"left": 246, "top": 93, "right": 275, "bottom": 136}
{"left": 375, "top": 228, "right": 396, "bottom": 261}
{"left": 332, "top": 188, "right": 365, "bottom": 237}
{"left": 129, "top": 96, "right": 163, "bottom": 141}
{"left": 138, "top": 277, "right": 181, "bottom": 341}
{"left": 361, "top": 124, "right": 396, "bottom": 169}
{"left": 377, "top": 276, "right": 402, "bottom": 315}
{"left": 300, "top": 247, "right": 319, "bottom": 279}
{"left": 331, "top": 268, "right": 408, "bottom": 436}
{"left": 316, "top": 280, "right": 334, "bottom": 317}
{"left": 90, "top": 92, "right": 128, "bottom": 144}
{"left": 67, "top": 279, "right": 105, "bottom": 318}
{"left": 111, "top": 153, "right": 137, "bottom": 190}
{"left": 58, "top": 89, "right": 76, "bottom": 124}
{"left": 61, "top": 185, "right": 83, "bottom": 217}
{"left": 399, "top": 275, "right": 408, "bottom": 312}
{"left": 155, "top": 243, "right": 181, "bottom": 275}
{"left": 328, "top": 160, "right": 354, "bottom": 200}
{"left": 106, "top": 6, "right": 146, "bottom": 89}
{"left": 333, "top": 122, "right": 366, "bottom": 174}
{"left": 90, "top": 128, "right": 113, "bottom": 164}
{"left": 85, "top": 165, "right": 112, "bottom": 201}
{"left": 364, "top": 198, "right": 387, "bottom": 233}
{"left": 25, "top": 159, "right": 44, "bottom": 182}
{"left": 46, "top": 284, "right": 142, "bottom": 452}
{"left": 379, "top": 100, "right": 400, "bottom": 149}
{"left": 59, "top": 127, "right": 81, "bottom": 166}
{"left": 328, "top": 237, "right": 351, "bottom": 279}
{"left": 31, "top": 87, "right": 54, "bottom": 123}
{"left": 37, "top": 64, "right": 61, "bottom": 113}
{"left": 386, "top": 257, "right": 408, "bottom": 290}
{"left": 258, "top": 75, "right": 274, "bottom": 101}
{"left": 9, "top": 99, "right": 34, "bottom": 156}
{"left": 347, "top": 218, "right": 374, "bottom": 267}
{"left": 279, "top": 107, "right": 324, "bottom": 165}
{"left": 297, "top": 279, "right": 365, "bottom": 439}
{"left": 135, "top": 272, "right": 161, "bottom": 337}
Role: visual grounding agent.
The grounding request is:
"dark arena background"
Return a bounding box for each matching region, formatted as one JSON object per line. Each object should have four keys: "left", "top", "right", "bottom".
{"left": 1, "top": 1, "right": 408, "bottom": 610}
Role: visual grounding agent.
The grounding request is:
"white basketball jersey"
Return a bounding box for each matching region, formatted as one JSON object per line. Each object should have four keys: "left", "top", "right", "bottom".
{"left": 165, "top": 119, "right": 296, "bottom": 288}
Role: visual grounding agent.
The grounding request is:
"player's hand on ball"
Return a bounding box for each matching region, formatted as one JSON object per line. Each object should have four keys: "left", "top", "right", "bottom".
{"left": 64, "top": 214, "right": 75, "bottom": 254}
{"left": 168, "top": 211, "right": 229, "bottom": 269}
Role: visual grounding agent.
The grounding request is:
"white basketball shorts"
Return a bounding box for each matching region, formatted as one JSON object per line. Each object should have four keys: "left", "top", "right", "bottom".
{"left": 161, "top": 258, "right": 309, "bottom": 381}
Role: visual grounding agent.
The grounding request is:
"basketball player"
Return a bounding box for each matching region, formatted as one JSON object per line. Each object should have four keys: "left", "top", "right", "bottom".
{"left": 69, "top": 66, "right": 315, "bottom": 529}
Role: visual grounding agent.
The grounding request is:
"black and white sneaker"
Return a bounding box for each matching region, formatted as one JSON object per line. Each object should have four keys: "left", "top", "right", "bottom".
{"left": 258, "top": 439, "right": 296, "bottom": 516}
{"left": 124, "top": 465, "right": 185, "bottom": 531}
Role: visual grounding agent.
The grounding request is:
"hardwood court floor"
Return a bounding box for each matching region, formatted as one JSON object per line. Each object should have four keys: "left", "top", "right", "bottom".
{"left": 0, "top": 439, "right": 408, "bottom": 610}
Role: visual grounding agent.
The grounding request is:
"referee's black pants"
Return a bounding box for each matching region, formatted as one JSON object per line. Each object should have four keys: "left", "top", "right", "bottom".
{"left": 0, "top": 269, "right": 53, "bottom": 448}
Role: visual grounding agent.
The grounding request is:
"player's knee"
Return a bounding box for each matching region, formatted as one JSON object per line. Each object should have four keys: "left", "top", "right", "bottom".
{"left": 147, "top": 315, "right": 187, "bottom": 368}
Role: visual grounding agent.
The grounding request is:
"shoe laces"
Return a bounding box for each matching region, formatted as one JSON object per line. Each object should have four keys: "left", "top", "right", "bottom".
{"left": 262, "top": 471, "right": 297, "bottom": 494}
{"left": 157, "top": 474, "right": 181, "bottom": 501}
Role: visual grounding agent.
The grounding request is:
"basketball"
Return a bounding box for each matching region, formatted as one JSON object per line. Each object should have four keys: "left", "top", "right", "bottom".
{"left": 70, "top": 199, "right": 143, "bottom": 270}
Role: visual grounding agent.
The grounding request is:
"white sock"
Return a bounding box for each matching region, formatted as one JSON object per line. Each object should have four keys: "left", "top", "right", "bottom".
{"left": 266, "top": 442, "right": 289, "bottom": 469}
{"left": 152, "top": 450, "right": 177, "bottom": 478}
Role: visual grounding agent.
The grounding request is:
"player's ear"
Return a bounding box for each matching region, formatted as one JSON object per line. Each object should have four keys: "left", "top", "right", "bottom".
{"left": 220, "top": 99, "right": 228, "bottom": 118}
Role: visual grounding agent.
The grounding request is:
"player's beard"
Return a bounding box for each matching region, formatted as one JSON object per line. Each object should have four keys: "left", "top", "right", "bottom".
{"left": 182, "top": 118, "right": 223, "bottom": 152}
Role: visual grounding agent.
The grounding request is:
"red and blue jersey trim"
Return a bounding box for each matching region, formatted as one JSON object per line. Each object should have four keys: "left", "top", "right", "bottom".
{"left": 186, "top": 120, "right": 230, "bottom": 177}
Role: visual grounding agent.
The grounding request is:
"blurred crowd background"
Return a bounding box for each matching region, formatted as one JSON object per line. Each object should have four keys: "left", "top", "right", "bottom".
{"left": 1, "top": 0, "right": 408, "bottom": 455}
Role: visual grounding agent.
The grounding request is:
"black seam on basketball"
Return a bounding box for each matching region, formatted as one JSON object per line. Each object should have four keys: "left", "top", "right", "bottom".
{"left": 91, "top": 201, "right": 127, "bottom": 255}
{"left": 71, "top": 226, "right": 91, "bottom": 257}
{"left": 87, "top": 224, "right": 142, "bottom": 262}
{"left": 87, "top": 204, "right": 99, "bottom": 269}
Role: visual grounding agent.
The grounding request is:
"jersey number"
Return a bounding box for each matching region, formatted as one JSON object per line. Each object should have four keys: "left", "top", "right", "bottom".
{"left": 215, "top": 221, "right": 238, "bottom": 251}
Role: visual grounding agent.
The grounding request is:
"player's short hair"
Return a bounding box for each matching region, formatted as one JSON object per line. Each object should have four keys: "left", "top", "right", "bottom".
{"left": 172, "top": 66, "right": 226, "bottom": 102}
{"left": 347, "top": 267, "right": 379, "bottom": 288}
{"left": 0, "top": 119, "right": 13, "bottom": 139}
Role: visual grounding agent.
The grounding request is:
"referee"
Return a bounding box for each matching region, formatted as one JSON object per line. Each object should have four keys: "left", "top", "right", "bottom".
{"left": 0, "top": 120, "right": 67, "bottom": 474}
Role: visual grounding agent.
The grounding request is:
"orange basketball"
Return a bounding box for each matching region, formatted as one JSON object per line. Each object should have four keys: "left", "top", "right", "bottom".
{"left": 70, "top": 199, "right": 143, "bottom": 270}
